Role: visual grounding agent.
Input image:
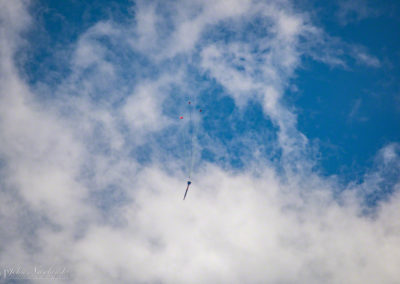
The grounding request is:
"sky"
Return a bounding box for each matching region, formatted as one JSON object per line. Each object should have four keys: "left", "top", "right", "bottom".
{"left": 0, "top": 0, "right": 400, "bottom": 283}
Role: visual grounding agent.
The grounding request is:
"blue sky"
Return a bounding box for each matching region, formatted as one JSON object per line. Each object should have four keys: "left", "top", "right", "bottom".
{"left": 25, "top": 0, "right": 400, "bottom": 180}
{"left": 295, "top": 1, "right": 400, "bottom": 180}
{"left": 1, "top": 0, "right": 400, "bottom": 283}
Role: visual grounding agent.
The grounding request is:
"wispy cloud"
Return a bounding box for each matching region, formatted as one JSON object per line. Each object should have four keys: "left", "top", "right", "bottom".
{"left": 336, "top": 0, "right": 379, "bottom": 25}
{"left": 348, "top": 98, "right": 369, "bottom": 123}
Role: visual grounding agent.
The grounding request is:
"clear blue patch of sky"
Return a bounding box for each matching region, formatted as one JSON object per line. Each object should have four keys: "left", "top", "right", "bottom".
{"left": 292, "top": 1, "right": 400, "bottom": 183}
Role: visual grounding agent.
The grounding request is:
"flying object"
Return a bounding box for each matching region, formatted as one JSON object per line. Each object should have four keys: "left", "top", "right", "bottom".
{"left": 180, "top": 100, "right": 203, "bottom": 200}
{"left": 183, "top": 181, "right": 191, "bottom": 200}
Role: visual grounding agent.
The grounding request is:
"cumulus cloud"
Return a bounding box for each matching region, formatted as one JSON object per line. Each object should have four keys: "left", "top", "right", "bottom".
{"left": 0, "top": 0, "right": 398, "bottom": 283}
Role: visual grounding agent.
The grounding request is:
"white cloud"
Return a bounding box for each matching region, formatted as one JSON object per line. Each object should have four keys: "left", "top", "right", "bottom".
{"left": 123, "top": 82, "right": 170, "bottom": 137}
{"left": 0, "top": 0, "right": 398, "bottom": 283}
{"left": 301, "top": 26, "right": 380, "bottom": 69}
{"left": 353, "top": 50, "right": 381, "bottom": 67}
{"left": 381, "top": 143, "right": 399, "bottom": 165}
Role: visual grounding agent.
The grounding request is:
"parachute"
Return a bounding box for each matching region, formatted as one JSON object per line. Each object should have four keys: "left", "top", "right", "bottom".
{"left": 180, "top": 100, "right": 203, "bottom": 200}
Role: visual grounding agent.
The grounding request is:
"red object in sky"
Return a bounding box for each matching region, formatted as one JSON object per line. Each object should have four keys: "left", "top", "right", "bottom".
{"left": 188, "top": 101, "right": 191, "bottom": 104}
{"left": 199, "top": 109, "right": 202, "bottom": 112}
{"left": 180, "top": 116, "right": 183, "bottom": 119}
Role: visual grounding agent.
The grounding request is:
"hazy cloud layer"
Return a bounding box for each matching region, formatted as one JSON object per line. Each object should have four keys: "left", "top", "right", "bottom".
{"left": 0, "top": 0, "right": 399, "bottom": 283}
